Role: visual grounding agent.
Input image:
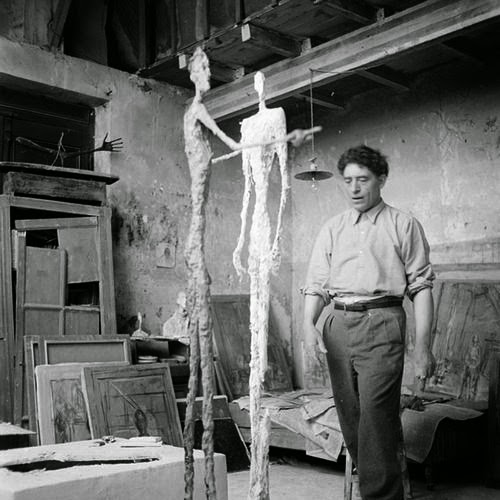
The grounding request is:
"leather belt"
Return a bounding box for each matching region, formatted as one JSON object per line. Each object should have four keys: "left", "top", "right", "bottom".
{"left": 333, "top": 296, "right": 403, "bottom": 312}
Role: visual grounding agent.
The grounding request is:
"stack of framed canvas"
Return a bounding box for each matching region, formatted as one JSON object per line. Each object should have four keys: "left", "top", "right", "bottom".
{"left": 29, "top": 335, "right": 183, "bottom": 448}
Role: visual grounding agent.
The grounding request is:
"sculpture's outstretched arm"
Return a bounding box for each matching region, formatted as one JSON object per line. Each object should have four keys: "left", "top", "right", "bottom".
{"left": 16, "top": 134, "right": 123, "bottom": 160}
{"left": 232, "top": 153, "right": 252, "bottom": 278}
{"left": 64, "top": 133, "right": 123, "bottom": 159}
{"left": 196, "top": 104, "right": 240, "bottom": 151}
{"left": 211, "top": 125, "right": 322, "bottom": 164}
{"left": 271, "top": 141, "right": 290, "bottom": 274}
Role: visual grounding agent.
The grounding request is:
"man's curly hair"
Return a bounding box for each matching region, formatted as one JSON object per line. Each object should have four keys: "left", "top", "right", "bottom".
{"left": 337, "top": 145, "right": 389, "bottom": 177}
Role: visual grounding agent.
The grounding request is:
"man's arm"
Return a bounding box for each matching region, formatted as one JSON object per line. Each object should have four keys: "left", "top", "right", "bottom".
{"left": 303, "top": 294, "right": 327, "bottom": 353}
{"left": 413, "top": 287, "right": 435, "bottom": 381}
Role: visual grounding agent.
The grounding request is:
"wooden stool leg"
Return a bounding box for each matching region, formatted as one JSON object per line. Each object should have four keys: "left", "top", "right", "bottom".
{"left": 424, "top": 464, "right": 434, "bottom": 490}
{"left": 344, "top": 450, "right": 353, "bottom": 500}
{"left": 399, "top": 441, "right": 413, "bottom": 499}
{"left": 398, "top": 416, "right": 413, "bottom": 500}
{"left": 344, "top": 450, "right": 362, "bottom": 500}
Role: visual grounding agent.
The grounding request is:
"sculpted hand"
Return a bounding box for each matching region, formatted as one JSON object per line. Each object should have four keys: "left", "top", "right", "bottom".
{"left": 303, "top": 323, "right": 327, "bottom": 354}
{"left": 98, "top": 133, "right": 124, "bottom": 152}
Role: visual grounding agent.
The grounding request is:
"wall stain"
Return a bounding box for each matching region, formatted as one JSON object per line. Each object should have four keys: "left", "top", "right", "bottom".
{"left": 111, "top": 191, "right": 149, "bottom": 247}
{"left": 484, "top": 116, "right": 498, "bottom": 133}
{"left": 111, "top": 190, "right": 189, "bottom": 253}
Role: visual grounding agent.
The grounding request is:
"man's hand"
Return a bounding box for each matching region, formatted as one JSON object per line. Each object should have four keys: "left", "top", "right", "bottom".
{"left": 413, "top": 287, "right": 435, "bottom": 390}
{"left": 303, "top": 322, "right": 327, "bottom": 354}
{"left": 414, "top": 345, "right": 436, "bottom": 384}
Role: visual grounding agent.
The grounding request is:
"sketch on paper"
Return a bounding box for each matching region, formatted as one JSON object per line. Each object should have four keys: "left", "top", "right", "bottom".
{"left": 82, "top": 364, "right": 183, "bottom": 447}
{"left": 404, "top": 280, "right": 500, "bottom": 401}
{"left": 51, "top": 378, "right": 90, "bottom": 443}
{"left": 36, "top": 364, "right": 93, "bottom": 445}
{"left": 104, "top": 379, "right": 161, "bottom": 438}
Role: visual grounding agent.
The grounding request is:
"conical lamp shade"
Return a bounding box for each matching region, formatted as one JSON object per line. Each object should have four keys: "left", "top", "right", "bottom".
{"left": 294, "top": 158, "right": 333, "bottom": 181}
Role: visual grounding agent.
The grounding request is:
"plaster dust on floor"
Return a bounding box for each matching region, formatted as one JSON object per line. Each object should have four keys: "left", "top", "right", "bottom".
{"left": 227, "top": 452, "right": 500, "bottom": 500}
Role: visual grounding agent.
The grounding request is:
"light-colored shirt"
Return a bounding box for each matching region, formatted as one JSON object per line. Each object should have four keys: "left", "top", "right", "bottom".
{"left": 303, "top": 200, "right": 434, "bottom": 304}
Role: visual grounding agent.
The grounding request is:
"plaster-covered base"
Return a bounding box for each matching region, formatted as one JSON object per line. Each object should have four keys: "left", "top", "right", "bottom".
{"left": 0, "top": 443, "right": 227, "bottom": 500}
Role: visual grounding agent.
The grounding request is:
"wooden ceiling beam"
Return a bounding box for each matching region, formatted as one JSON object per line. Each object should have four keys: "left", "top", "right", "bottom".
{"left": 209, "top": 64, "right": 245, "bottom": 83}
{"left": 179, "top": 54, "right": 245, "bottom": 83}
{"left": 294, "top": 93, "right": 344, "bottom": 111}
{"left": 357, "top": 67, "right": 409, "bottom": 92}
{"left": 241, "top": 23, "right": 302, "bottom": 58}
{"left": 48, "top": 0, "right": 73, "bottom": 49}
{"left": 202, "top": 0, "right": 500, "bottom": 121}
{"left": 313, "top": 0, "right": 377, "bottom": 25}
{"left": 439, "top": 38, "right": 486, "bottom": 65}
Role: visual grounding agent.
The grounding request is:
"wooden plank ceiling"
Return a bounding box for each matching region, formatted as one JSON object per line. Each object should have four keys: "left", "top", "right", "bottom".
{"left": 56, "top": 0, "right": 500, "bottom": 121}
{"left": 135, "top": 0, "right": 500, "bottom": 121}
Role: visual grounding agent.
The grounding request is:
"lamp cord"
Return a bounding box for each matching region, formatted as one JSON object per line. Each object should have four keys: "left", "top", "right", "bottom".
{"left": 309, "top": 69, "right": 315, "bottom": 159}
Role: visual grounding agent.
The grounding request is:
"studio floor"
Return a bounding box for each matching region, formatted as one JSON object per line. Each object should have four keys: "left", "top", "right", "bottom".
{"left": 227, "top": 450, "right": 499, "bottom": 500}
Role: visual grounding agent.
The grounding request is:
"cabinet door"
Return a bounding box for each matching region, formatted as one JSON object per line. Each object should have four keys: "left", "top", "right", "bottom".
{"left": 16, "top": 240, "right": 67, "bottom": 337}
{"left": 13, "top": 217, "right": 103, "bottom": 425}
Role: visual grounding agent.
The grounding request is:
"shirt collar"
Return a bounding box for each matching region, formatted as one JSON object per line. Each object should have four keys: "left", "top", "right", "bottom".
{"left": 351, "top": 199, "right": 386, "bottom": 225}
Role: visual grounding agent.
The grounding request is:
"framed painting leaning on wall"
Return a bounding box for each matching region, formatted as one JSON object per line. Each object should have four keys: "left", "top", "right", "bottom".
{"left": 35, "top": 362, "right": 126, "bottom": 445}
{"left": 82, "top": 364, "right": 183, "bottom": 447}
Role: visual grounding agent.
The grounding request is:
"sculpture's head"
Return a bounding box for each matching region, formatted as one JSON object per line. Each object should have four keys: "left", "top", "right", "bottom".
{"left": 189, "top": 46, "right": 211, "bottom": 95}
{"left": 254, "top": 71, "right": 265, "bottom": 100}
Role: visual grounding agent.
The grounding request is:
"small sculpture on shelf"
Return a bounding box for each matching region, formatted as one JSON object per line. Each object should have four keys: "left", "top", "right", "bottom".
{"left": 162, "top": 291, "right": 190, "bottom": 345}
{"left": 131, "top": 312, "right": 149, "bottom": 339}
{"left": 15, "top": 132, "right": 123, "bottom": 167}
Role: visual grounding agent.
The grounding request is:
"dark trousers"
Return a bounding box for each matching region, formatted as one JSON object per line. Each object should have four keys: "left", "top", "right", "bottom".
{"left": 323, "top": 306, "right": 405, "bottom": 500}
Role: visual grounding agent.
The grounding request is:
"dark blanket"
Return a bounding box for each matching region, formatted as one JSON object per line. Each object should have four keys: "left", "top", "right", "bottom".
{"left": 401, "top": 403, "right": 483, "bottom": 463}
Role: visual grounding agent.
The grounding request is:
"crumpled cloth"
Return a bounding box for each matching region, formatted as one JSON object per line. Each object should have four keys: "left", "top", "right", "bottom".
{"left": 234, "top": 389, "right": 343, "bottom": 461}
{"left": 235, "top": 394, "right": 485, "bottom": 464}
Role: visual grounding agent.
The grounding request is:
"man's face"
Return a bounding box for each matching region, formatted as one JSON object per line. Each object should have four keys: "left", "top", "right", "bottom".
{"left": 343, "top": 163, "right": 386, "bottom": 213}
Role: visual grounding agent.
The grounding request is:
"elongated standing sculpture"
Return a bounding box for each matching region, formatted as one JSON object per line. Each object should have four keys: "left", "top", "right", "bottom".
{"left": 183, "top": 47, "right": 240, "bottom": 500}
{"left": 233, "top": 71, "right": 290, "bottom": 500}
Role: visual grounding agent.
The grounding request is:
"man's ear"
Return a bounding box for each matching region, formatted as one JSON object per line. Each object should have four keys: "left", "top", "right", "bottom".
{"left": 378, "top": 174, "right": 387, "bottom": 188}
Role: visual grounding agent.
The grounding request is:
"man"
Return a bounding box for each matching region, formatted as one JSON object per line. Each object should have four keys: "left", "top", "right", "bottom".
{"left": 302, "top": 145, "right": 435, "bottom": 500}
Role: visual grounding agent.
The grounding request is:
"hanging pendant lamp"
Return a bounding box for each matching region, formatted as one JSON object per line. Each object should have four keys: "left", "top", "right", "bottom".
{"left": 294, "top": 69, "right": 333, "bottom": 183}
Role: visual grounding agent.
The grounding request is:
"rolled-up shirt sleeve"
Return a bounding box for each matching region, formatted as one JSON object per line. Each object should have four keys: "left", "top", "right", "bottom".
{"left": 400, "top": 217, "right": 435, "bottom": 300}
{"left": 301, "top": 224, "right": 333, "bottom": 305}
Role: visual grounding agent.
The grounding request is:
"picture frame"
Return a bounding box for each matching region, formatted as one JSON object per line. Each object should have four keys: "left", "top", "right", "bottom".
{"left": 40, "top": 335, "right": 132, "bottom": 365}
{"left": 26, "top": 335, "right": 131, "bottom": 441}
{"left": 82, "top": 364, "right": 183, "bottom": 447}
{"left": 35, "top": 362, "right": 126, "bottom": 445}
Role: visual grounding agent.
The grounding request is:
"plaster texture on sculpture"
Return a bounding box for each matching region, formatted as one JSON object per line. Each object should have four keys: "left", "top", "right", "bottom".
{"left": 183, "top": 50, "right": 313, "bottom": 500}
{"left": 233, "top": 71, "right": 290, "bottom": 500}
{"left": 183, "top": 47, "right": 240, "bottom": 500}
{"left": 162, "top": 291, "right": 190, "bottom": 345}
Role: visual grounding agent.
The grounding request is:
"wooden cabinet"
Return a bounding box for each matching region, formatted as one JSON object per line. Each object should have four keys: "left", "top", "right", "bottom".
{"left": 0, "top": 161, "right": 119, "bottom": 424}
